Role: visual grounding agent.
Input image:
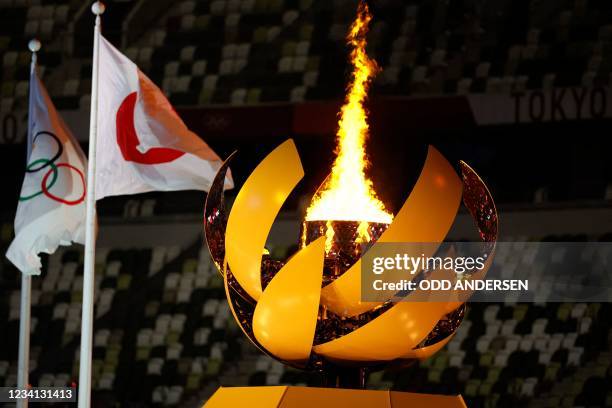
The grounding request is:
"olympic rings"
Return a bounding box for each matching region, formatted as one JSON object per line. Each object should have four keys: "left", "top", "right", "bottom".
{"left": 18, "top": 129, "right": 86, "bottom": 206}
{"left": 25, "top": 131, "right": 63, "bottom": 173}
{"left": 18, "top": 159, "right": 58, "bottom": 201}
{"left": 41, "top": 163, "right": 86, "bottom": 205}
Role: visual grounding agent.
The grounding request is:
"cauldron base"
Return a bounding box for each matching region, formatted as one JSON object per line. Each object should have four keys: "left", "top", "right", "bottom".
{"left": 204, "top": 386, "right": 467, "bottom": 407}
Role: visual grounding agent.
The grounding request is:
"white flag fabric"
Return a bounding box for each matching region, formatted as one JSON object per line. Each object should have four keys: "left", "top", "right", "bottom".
{"left": 6, "top": 70, "right": 88, "bottom": 275}
{"left": 95, "top": 36, "right": 232, "bottom": 200}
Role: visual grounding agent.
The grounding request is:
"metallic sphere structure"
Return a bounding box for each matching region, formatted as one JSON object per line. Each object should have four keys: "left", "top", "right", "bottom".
{"left": 204, "top": 139, "right": 497, "bottom": 385}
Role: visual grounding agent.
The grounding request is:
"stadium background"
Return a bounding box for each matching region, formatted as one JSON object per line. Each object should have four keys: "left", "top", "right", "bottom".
{"left": 1, "top": 0, "right": 612, "bottom": 406}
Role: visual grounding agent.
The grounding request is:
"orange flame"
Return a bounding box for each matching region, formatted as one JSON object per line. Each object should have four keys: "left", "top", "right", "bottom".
{"left": 305, "top": 0, "right": 392, "bottom": 224}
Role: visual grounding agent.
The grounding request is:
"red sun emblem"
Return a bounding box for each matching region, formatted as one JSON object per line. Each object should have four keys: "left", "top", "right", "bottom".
{"left": 116, "top": 92, "right": 185, "bottom": 164}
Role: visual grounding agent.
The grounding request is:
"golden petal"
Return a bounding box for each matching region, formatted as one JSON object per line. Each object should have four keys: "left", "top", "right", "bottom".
{"left": 253, "top": 237, "right": 326, "bottom": 363}
{"left": 225, "top": 140, "right": 304, "bottom": 301}
{"left": 320, "top": 146, "right": 463, "bottom": 317}
{"left": 313, "top": 301, "right": 455, "bottom": 362}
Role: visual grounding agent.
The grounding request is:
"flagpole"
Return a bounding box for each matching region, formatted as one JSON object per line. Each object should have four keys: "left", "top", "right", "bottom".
{"left": 16, "top": 269, "right": 31, "bottom": 408}
{"left": 78, "top": 3, "right": 104, "bottom": 407}
{"left": 16, "top": 38, "right": 41, "bottom": 408}
{"left": 16, "top": 273, "right": 31, "bottom": 408}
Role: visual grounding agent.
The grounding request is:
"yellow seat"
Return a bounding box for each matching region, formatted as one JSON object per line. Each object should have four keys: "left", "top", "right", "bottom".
{"left": 117, "top": 274, "right": 132, "bottom": 290}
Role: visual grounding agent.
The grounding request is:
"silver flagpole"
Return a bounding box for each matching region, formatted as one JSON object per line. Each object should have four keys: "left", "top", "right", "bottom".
{"left": 16, "top": 271, "right": 31, "bottom": 408}
{"left": 16, "top": 38, "right": 41, "bottom": 408}
{"left": 78, "top": 2, "right": 104, "bottom": 407}
{"left": 16, "top": 273, "right": 31, "bottom": 408}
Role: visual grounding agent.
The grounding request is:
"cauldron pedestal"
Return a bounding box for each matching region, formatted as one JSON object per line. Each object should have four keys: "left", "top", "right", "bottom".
{"left": 204, "top": 386, "right": 467, "bottom": 407}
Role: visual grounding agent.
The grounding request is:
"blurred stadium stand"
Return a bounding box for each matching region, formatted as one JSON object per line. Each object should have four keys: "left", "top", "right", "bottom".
{"left": 1, "top": 0, "right": 612, "bottom": 109}
{"left": 1, "top": 218, "right": 612, "bottom": 407}
{"left": 1, "top": 0, "right": 611, "bottom": 207}
{"left": 0, "top": 0, "right": 611, "bottom": 407}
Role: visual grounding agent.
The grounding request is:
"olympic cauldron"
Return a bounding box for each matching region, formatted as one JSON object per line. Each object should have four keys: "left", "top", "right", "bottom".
{"left": 203, "top": 139, "right": 498, "bottom": 388}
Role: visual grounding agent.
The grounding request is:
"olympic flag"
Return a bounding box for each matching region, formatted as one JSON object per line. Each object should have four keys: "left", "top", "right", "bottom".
{"left": 6, "top": 62, "right": 88, "bottom": 275}
{"left": 94, "top": 35, "right": 233, "bottom": 200}
{"left": 7, "top": 40, "right": 89, "bottom": 408}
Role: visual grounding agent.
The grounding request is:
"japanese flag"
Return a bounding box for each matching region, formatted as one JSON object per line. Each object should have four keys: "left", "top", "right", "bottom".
{"left": 95, "top": 36, "right": 232, "bottom": 200}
